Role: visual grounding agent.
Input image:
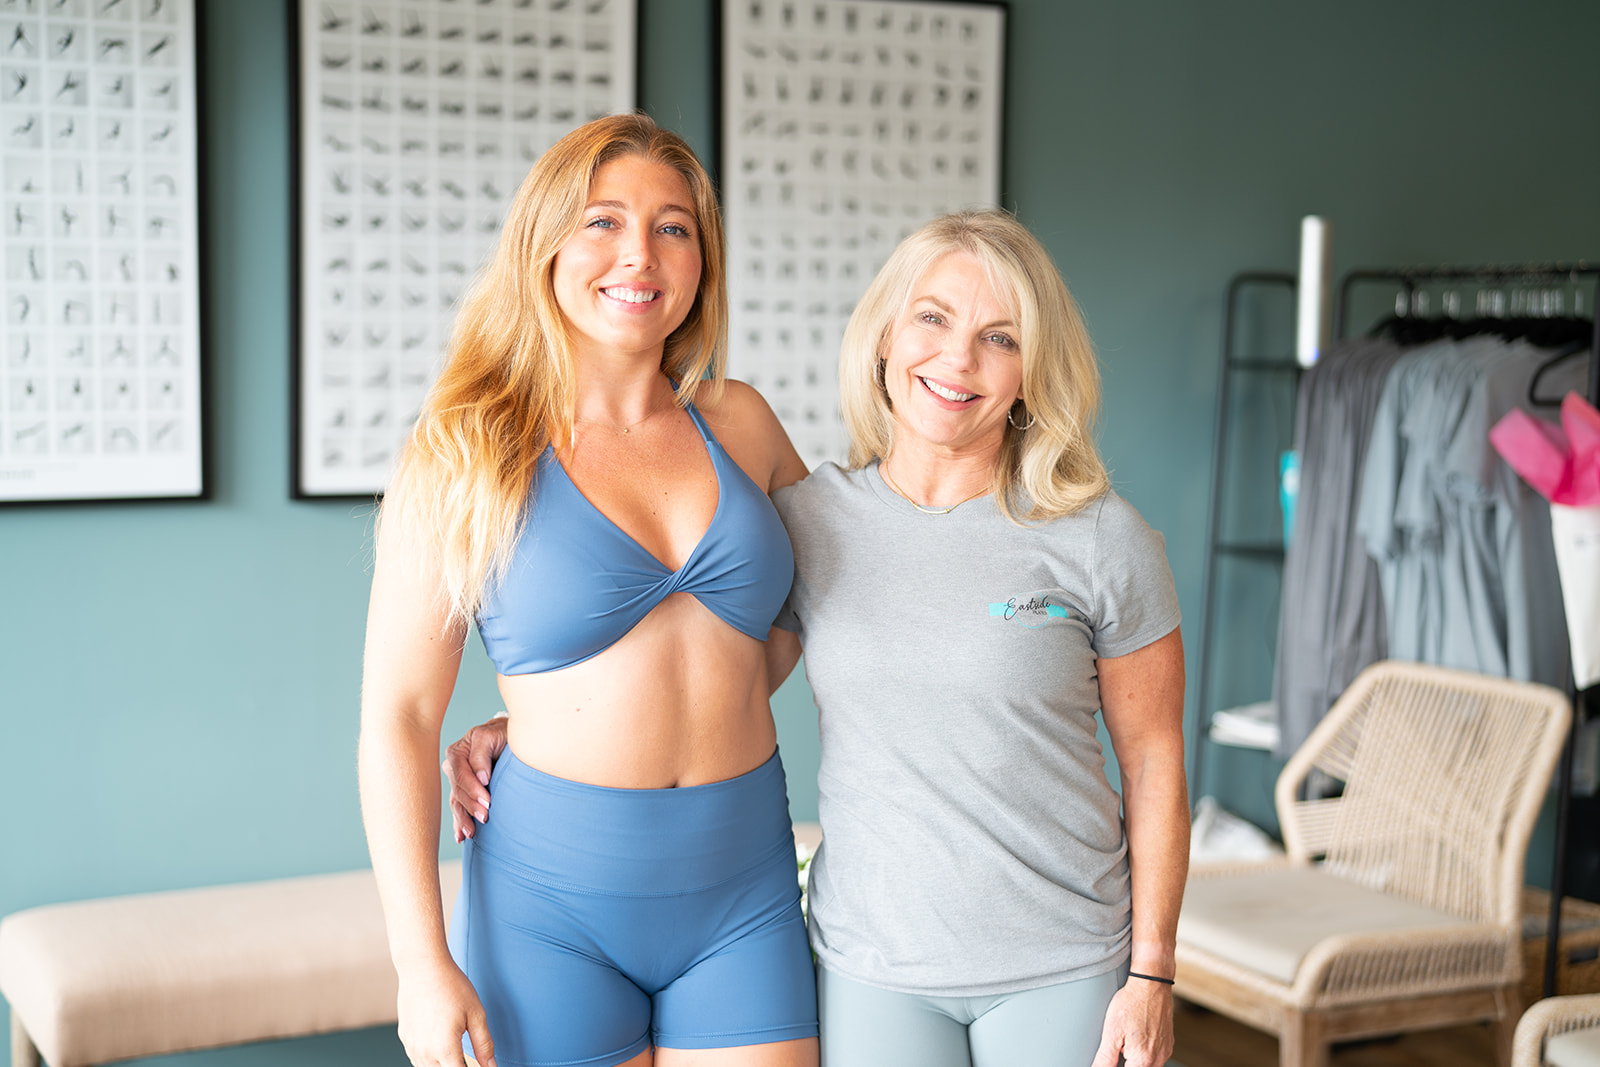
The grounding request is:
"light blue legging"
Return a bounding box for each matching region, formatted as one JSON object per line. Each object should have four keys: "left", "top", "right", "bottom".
{"left": 817, "top": 963, "right": 1125, "bottom": 1067}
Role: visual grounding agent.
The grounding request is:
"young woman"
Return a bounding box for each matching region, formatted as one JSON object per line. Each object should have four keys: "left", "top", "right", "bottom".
{"left": 359, "top": 114, "right": 817, "bottom": 1067}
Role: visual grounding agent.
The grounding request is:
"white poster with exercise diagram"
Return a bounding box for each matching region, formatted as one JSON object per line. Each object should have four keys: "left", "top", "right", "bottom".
{"left": 292, "top": 0, "right": 637, "bottom": 498}
{"left": 1, "top": 0, "right": 203, "bottom": 503}
{"left": 719, "top": 0, "right": 1004, "bottom": 467}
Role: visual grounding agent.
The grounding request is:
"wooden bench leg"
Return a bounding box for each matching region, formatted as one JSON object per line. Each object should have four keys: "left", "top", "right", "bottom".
{"left": 12, "top": 1011, "right": 42, "bottom": 1067}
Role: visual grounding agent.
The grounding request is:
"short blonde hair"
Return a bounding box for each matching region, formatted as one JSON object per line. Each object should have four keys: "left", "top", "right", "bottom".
{"left": 387, "top": 114, "right": 727, "bottom": 627}
{"left": 838, "top": 210, "right": 1109, "bottom": 521}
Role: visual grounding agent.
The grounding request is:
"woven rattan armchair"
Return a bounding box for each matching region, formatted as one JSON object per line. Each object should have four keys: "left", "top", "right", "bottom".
{"left": 1175, "top": 661, "right": 1571, "bottom": 1067}
{"left": 1513, "top": 994, "right": 1600, "bottom": 1067}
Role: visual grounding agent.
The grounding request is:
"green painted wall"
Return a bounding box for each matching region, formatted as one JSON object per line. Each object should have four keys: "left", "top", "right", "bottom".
{"left": 3, "top": 2, "right": 1597, "bottom": 1063}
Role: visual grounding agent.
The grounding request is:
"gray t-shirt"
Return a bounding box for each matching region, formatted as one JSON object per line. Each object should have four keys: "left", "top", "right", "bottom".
{"left": 773, "top": 462, "right": 1181, "bottom": 996}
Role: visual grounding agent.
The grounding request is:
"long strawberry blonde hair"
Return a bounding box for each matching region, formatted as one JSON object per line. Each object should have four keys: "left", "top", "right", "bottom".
{"left": 384, "top": 114, "right": 728, "bottom": 628}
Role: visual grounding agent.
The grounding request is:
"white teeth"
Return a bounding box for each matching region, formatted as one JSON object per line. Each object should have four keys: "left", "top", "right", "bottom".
{"left": 921, "top": 377, "right": 976, "bottom": 402}
{"left": 603, "top": 287, "right": 658, "bottom": 304}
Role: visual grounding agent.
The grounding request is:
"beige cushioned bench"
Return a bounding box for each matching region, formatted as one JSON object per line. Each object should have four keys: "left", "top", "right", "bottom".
{"left": 0, "top": 862, "right": 461, "bottom": 1067}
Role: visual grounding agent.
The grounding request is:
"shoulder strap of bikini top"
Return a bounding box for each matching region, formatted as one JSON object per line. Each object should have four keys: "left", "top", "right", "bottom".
{"left": 682, "top": 394, "right": 716, "bottom": 445}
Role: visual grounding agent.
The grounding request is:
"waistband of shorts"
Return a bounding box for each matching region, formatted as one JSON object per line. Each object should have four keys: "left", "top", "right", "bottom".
{"left": 470, "top": 747, "right": 797, "bottom": 894}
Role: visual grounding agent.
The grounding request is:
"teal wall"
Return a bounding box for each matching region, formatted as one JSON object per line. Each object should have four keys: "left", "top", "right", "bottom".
{"left": 3, "top": 2, "right": 1598, "bottom": 1064}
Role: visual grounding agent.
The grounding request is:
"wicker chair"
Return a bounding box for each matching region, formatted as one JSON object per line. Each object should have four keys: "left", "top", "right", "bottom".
{"left": 1175, "top": 661, "right": 1572, "bottom": 1067}
{"left": 1513, "top": 994, "right": 1600, "bottom": 1067}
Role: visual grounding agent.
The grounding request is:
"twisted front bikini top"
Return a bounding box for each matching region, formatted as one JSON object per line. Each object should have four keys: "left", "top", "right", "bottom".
{"left": 476, "top": 401, "right": 795, "bottom": 675}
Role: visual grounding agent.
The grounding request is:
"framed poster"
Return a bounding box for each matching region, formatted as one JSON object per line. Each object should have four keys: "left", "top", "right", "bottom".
{"left": 719, "top": 0, "right": 1006, "bottom": 466}
{"left": 292, "top": 0, "right": 637, "bottom": 499}
{"left": 1, "top": 0, "right": 206, "bottom": 504}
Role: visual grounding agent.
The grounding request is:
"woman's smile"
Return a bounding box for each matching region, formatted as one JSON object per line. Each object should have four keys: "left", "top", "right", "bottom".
{"left": 551, "top": 153, "right": 703, "bottom": 359}
{"left": 882, "top": 250, "right": 1023, "bottom": 456}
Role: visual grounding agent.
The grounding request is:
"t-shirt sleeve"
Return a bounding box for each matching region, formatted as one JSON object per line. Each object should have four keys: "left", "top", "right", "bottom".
{"left": 1089, "top": 493, "right": 1182, "bottom": 659}
{"left": 773, "top": 595, "right": 801, "bottom": 633}
{"left": 771, "top": 482, "right": 802, "bottom": 633}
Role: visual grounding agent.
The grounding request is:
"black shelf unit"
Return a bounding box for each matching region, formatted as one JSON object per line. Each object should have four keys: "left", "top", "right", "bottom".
{"left": 1191, "top": 272, "right": 1301, "bottom": 807}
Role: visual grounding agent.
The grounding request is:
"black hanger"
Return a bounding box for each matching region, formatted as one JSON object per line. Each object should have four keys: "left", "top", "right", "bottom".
{"left": 1527, "top": 340, "right": 1591, "bottom": 407}
{"left": 1503, "top": 316, "right": 1594, "bottom": 347}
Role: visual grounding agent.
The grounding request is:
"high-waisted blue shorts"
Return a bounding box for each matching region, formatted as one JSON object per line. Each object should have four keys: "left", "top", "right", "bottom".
{"left": 447, "top": 747, "right": 818, "bottom": 1067}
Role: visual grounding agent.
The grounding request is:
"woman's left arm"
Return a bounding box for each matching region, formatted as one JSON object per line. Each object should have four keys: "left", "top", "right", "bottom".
{"left": 704, "top": 379, "right": 809, "bottom": 494}
{"left": 702, "top": 380, "right": 810, "bottom": 692}
{"left": 1092, "top": 626, "right": 1188, "bottom": 1067}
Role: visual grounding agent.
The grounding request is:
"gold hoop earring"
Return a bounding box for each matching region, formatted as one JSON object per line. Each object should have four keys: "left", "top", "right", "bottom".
{"left": 1008, "top": 403, "right": 1035, "bottom": 431}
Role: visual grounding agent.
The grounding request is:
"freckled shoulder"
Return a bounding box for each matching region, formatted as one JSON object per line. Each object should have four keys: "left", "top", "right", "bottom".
{"left": 695, "top": 378, "right": 766, "bottom": 422}
{"left": 694, "top": 379, "right": 803, "bottom": 493}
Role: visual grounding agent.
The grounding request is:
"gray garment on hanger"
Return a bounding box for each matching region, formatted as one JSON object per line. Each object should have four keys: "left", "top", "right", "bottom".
{"left": 1437, "top": 343, "right": 1582, "bottom": 685}
{"left": 1272, "top": 337, "right": 1406, "bottom": 759}
{"left": 1359, "top": 337, "right": 1580, "bottom": 687}
{"left": 1359, "top": 338, "right": 1507, "bottom": 666}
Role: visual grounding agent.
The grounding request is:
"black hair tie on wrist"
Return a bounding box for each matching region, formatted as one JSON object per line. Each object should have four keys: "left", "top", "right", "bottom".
{"left": 1128, "top": 971, "right": 1175, "bottom": 986}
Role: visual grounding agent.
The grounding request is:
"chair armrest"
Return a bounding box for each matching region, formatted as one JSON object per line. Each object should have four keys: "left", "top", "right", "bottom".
{"left": 1292, "top": 922, "right": 1520, "bottom": 1008}
{"left": 1513, "top": 993, "right": 1600, "bottom": 1067}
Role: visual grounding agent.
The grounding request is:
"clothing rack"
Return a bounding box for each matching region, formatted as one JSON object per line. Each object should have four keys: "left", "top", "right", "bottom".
{"left": 1336, "top": 264, "right": 1600, "bottom": 403}
{"left": 1336, "top": 263, "right": 1600, "bottom": 1000}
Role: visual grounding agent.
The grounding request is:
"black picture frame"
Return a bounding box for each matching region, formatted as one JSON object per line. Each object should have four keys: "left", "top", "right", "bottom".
{"left": 0, "top": 0, "right": 209, "bottom": 505}
{"left": 716, "top": 0, "right": 1008, "bottom": 466}
{"left": 290, "top": 0, "right": 640, "bottom": 500}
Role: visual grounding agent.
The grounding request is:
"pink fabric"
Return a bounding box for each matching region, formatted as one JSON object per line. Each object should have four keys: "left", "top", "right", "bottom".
{"left": 1567, "top": 391, "right": 1600, "bottom": 505}
{"left": 1490, "top": 391, "right": 1600, "bottom": 506}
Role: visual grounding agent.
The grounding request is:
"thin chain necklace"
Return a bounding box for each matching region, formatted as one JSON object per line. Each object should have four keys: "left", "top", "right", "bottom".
{"left": 879, "top": 462, "right": 989, "bottom": 515}
{"left": 573, "top": 402, "right": 670, "bottom": 436}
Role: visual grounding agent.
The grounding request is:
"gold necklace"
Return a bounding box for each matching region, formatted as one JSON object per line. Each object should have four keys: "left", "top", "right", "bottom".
{"left": 879, "top": 462, "right": 989, "bottom": 515}
{"left": 573, "top": 404, "right": 670, "bottom": 435}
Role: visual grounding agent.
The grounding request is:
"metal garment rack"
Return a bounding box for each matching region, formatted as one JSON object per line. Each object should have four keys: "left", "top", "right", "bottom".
{"left": 1337, "top": 264, "right": 1600, "bottom": 404}
{"left": 1337, "top": 264, "right": 1600, "bottom": 1000}
{"left": 1191, "top": 272, "right": 1299, "bottom": 807}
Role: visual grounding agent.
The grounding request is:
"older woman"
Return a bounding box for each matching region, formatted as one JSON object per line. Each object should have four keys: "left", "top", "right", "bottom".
{"left": 448, "top": 210, "right": 1187, "bottom": 1067}
{"left": 360, "top": 114, "right": 816, "bottom": 1067}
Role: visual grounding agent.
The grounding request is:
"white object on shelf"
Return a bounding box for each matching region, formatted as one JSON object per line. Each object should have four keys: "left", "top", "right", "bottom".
{"left": 1190, "top": 795, "right": 1284, "bottom": 865}
{"left": 1209, "top": 700, "right": 1280, "bottom": 750}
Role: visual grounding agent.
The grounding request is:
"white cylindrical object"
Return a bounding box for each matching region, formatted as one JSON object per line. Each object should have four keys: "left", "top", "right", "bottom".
{"left": 1296, "top": 215, "right": 1330, "bottom": 368}
{"left": 1550, "top": 503, "right": 1600, "bottom": 690}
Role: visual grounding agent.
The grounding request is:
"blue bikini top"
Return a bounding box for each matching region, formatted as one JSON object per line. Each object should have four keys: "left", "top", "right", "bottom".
{"left": 476, "top": 401, "right": 795, "bottom": 675}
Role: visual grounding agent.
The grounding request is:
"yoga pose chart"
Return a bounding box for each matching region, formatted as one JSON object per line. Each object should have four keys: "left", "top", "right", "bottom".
{"left": 718, "top": 0, "right": 1005, "bottom": 465}
{"left": 292, "top": 0, "right": 637, "bottom": 498}
{"left": 1, "top": 0, "right": 203, "bottom": 503}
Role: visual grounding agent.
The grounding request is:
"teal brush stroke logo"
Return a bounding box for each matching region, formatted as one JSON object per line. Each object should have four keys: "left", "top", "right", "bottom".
{"left": 989, "top": 594, "right": 1082, "bottom": 629}
{"left": 989, "top": 602, "right": 1070, "bottom": 618}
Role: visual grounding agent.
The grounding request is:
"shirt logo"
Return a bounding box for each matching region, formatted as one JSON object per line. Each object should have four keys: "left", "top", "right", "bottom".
{"left": 988, "top": 592, "right": 1084, "bottom": 629}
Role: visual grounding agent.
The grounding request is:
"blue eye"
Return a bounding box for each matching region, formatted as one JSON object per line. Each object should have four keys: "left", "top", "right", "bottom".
{"left": 661, "top": 222, "right": 693, "bottom": 236}
{"left": 585, "top": 216, "right": 616, "bottom": 229}
{"left": 986, "top": 332, "right": 1017, "bottom": 348}
{"left": 919, "top": 311, "right": 945, "bottom": 325}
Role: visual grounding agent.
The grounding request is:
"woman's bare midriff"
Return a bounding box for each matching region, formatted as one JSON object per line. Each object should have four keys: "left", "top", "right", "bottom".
{"left": 499, "top": 591, "right": 778, "bottom": 789}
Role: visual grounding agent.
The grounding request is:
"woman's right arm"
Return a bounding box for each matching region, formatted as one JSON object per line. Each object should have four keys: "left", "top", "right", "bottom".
{"left": 765, "top": 628, "right": 802, "bottom": 695}
{"left": 358, "top": 497, "right": 497, "bottom": 1067}
{"left": 732, "top": 381, "right": 807, "bottom": 693}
